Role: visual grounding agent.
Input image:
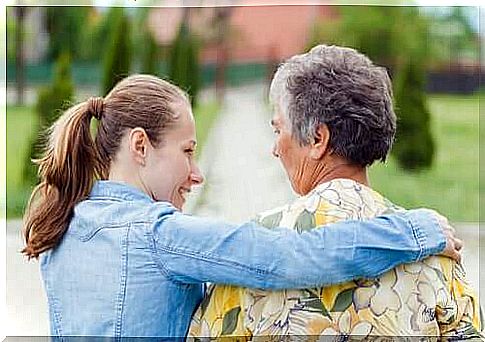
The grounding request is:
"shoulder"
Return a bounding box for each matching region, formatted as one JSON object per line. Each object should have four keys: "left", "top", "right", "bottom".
{"left": 253, "top": 204, "right": 290, "bottom": 229}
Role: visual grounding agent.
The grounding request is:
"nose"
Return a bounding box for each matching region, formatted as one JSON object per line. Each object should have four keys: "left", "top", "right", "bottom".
{"left": 272, "top": 143, "right": 279, "bottom": 158}
{"left": 190, "top": 162, "right": 204, "bottom": 185}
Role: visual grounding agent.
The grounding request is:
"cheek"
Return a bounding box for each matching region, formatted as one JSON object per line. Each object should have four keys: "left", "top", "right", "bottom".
{"left": 174, "top": 155, "right": 192, "bottom": 182}
{"left": 278, "top": 135, "right": 294, "bottom": 163}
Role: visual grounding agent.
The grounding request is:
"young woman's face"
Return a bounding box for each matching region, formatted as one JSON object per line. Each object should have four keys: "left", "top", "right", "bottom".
{"left": 141, "top": 101, "right": 204, "bottom": 210}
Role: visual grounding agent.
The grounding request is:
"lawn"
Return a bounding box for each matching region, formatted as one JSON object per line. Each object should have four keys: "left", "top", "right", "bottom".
{"left": 369, "top": 94, "right": 479, "bottom": 222}
{"left": 5, "top": 101, "right": 220, "bottom": 219}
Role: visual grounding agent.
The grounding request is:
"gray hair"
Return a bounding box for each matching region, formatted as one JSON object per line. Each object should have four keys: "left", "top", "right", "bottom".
{"left": 269, "top": 44, "right": 396, "bottom": 167}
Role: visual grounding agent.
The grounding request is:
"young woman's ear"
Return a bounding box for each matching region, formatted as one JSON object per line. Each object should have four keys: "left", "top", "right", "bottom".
{"left": 129, "top": 128, "right": 149, "bottom": 166}
{"left": 309, "top": 124, "right": 331, "bottom": 160}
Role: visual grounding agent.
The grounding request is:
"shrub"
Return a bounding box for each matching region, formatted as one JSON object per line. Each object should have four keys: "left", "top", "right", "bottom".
{"left": 102, "top": 8, "right": 132, "bottom": 95}
{"left": 169, "top": 23, "right": 200, "bottom": 107}
{"left": 392, "top": 58, "right": 435, "bottom": 171}
{"left": 141, "top": 28, "right": 160, "bottom": 75}
{"left": 23, "top": 51, "right": 74, "bottom": 186}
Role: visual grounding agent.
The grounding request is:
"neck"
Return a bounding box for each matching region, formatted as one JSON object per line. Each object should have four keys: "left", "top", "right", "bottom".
{"left": 109, "top": 163, "right": 148, "bottom": 195}
{"left": 297, "top": 155, "right": 369, "bottom": 195}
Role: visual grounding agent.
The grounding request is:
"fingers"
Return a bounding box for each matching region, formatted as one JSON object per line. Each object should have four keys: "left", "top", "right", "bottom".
{"left": 419, "top": 208, "right": 464, "bottom": 263}
{"left": 440, "top": 231, "right": 463, "bottom": 263}
{"left": 455, "top": 238, "right": 464, "bottom": 251}
{"left": 442, "top": 242, "right": 462, "bottom": 263}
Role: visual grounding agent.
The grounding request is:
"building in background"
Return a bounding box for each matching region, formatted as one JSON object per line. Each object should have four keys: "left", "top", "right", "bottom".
{"left": 148, "top": 5, "right": 337, "bottom": 64}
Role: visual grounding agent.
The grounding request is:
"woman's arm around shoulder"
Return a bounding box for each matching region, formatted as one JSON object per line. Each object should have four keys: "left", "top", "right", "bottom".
{"left": 149, "top": 209, "right": 448, "bottom": 289}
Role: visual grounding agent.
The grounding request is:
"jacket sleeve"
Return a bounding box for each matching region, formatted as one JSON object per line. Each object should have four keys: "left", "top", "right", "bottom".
{"left": 150, "top": 208, "right": 446, "bottom": 289}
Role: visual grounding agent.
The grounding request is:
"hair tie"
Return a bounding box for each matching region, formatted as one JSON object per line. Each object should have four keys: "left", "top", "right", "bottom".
{"left": 87, "top": 97, "right": 105, "bottom": 120}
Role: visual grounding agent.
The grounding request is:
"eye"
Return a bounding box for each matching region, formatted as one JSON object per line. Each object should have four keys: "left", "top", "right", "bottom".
{"left": 184, "top": 148, "right": 195, "bottom": 156}
{"left": 273, "top": 129, "right": 280, "bottom": 135}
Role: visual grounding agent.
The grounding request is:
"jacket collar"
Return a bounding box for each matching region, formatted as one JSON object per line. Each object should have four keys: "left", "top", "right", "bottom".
{"left": 89, "top": 180, "right": 154, "bottom": 203}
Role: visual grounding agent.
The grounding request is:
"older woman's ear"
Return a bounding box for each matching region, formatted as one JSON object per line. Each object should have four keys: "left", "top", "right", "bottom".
{"left": 310, "top": 124, "right": 331, "bottom": 160}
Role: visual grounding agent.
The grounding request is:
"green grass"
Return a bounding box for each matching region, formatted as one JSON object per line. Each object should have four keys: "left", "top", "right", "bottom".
{"left": 6, "top": 105, "right": 39, "bottom": 219}
{"left": 193, "top": 101, "right": 220, "bottom": 154}
{"left": 6, "top": 101, "right": 220, "bottom": 219}
{"left": 369, "top": 94, "right": 479, "bottom": 222}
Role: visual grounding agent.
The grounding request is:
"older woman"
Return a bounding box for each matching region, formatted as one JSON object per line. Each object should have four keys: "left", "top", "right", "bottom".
{"left": 189, "top": 45, "right": 482, "bottom": 338}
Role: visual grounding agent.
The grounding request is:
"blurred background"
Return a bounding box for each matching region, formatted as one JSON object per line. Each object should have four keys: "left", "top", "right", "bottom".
{"left": 4, "top": 3, "right": 484, "bottom": 337}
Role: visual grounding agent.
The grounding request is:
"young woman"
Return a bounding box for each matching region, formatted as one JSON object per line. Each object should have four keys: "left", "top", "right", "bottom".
{"left": 22, "top": 74, "right": 459, "bottom": 338}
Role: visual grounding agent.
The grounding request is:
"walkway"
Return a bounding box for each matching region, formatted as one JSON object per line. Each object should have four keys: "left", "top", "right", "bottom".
{"left": 188, "top": 83, "right": 294, "bottom": 222}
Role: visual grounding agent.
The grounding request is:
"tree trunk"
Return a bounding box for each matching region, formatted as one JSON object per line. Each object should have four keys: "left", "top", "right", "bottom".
{"left": 15, "top": 7, "right": 26, "bottom": 106}
{"left": 214, "top": 7, "right": 232, "bottom": 103}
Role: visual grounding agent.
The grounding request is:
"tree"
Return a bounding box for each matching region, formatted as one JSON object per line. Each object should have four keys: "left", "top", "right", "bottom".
{"left": 393, "top": 58, "right": 435, "bottom": 171}
{"left": 24, "top": 51, "right": 74, "bottom": 186}
{"left": 141, "top": 28, "right": 160, "bottom": 75}
{"left": 102, "top": 8, "right": 132, "bottom": 95}
{"left": 168, "top": 11, "right": 200, "bottom": 107}
{"left": 425, "top": 7, "right": 480, "bottom": 64}
{"left": 45, "top": 7, "right": 90, "bottom": 61}
{"left": 212, "top": 7, "right": 233, "bottom": 102}
{"left": 15, "top": 7, "right": 27, "bottom": 106}
{"left": 309, "top": 6, "right": 397, "bottom": 69}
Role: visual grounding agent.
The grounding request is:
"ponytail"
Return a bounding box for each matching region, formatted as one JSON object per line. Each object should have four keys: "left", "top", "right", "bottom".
{"left": 22, "top": 98, "right": 104, "bottom": 259}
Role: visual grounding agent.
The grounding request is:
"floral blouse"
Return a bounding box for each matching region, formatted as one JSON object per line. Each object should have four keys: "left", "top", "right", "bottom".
{"left": 188, "top": 179, "right": 483, "bottom": 340}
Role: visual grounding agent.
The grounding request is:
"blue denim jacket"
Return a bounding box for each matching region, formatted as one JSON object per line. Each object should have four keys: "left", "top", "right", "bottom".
{"left": 40, "top": 180, "right": 445, "bottom": 338}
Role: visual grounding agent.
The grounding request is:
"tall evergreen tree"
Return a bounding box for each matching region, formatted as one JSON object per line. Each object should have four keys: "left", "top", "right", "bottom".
{"left": 168, "top": 22, "right": 200, "bottom": 107}
{"left": 141, "top": 28, "right": 160, "bottom": 75}
{"left": 24, "top": 51, "right": 74, "bottom": 186}
{"left": 14, "top": 7, "right": 27, "bottom": 105}
{"left": 45, "top": 7, "right": 90, "bottom": 61}
{"left": 393, "top": 58, "right": 435, "bottom": 170}
{"left": 102, "top": 8, "right": 132, "bottom": 95}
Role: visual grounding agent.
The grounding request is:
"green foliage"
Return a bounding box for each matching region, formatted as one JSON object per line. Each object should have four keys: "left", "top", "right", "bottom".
{"left": 392, "top": 58, "right": 435, "bottom": 170}
{"left": 169, "top": 23, "right": 200, "bottom": 107}
{"left": 102, "top": 8, "right": 132, "bottom": 95}
{"left": 141, "top": 29, "right": 160, "bottom": 75}
{"left": 24, "top": 51, "right": 74, "bottom": 186}
{"left": 6, "top": 8, "right": 17, "bottom": 64}
{"left": 45, "top": 7, "right": 90, "bottom": 61}
{"left": 426, "top": 7, "right": 480, "bottom": 63}
{"left": 309, "top": 6, "right": 395, "bottom": 66}
{"left": 309, "top": 6, "right": 431, "bottom": 69}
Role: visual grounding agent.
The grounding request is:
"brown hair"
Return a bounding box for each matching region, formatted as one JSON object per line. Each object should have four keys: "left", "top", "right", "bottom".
{"left": 22, "top": 74, "right": 189, "bottom": 259}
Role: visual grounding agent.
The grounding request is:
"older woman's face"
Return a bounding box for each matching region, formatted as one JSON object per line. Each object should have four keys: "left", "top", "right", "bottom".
{"left": 271, "top": 109, "right": 313, "bottom": 195}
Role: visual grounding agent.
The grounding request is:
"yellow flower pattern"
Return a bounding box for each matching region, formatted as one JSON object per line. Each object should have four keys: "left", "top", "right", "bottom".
{"left": 188, "top": 179, "right": 483, "bottom": 339}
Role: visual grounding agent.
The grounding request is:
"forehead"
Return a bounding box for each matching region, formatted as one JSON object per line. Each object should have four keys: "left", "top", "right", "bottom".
{"left": 168, "top": 101, "right": 196, "bottom": 139}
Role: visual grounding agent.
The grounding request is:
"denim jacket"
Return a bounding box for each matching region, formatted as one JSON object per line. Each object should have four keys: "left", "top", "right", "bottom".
{"left": 40, "top": 180, "right": 445, "bottom": 338}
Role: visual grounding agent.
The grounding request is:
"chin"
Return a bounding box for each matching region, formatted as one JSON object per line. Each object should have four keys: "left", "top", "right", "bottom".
{"left": 290, "top": 181, "right": 310, "bottom": 196}
{"left": 289, "top": 182, "right": 303, "bottom": 196}
{"left": 173, "top": 199, "right": 185, "bottom": 211}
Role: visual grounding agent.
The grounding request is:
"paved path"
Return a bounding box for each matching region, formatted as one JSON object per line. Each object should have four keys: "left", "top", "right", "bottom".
{"left": 5, "top": 83, "right": 483, "bottom": 336}
{"left": 189, "top": 83, "right": 295, "bottom": 222}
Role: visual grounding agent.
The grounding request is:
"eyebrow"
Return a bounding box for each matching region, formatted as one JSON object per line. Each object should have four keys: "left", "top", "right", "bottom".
{"left": 270, "top": 119, "right": 278, "bottom": 127}
{"left": 189, "top": 140, "right": 197, "bottom": 147}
